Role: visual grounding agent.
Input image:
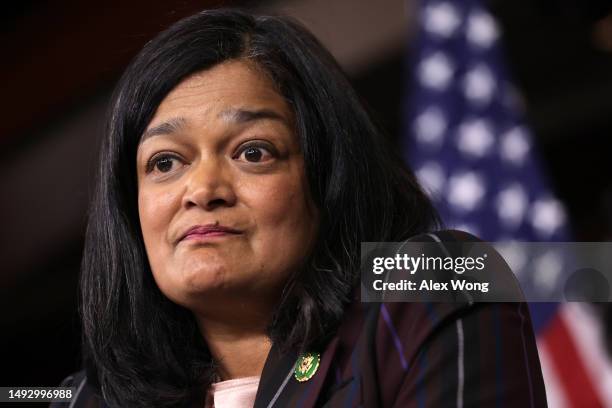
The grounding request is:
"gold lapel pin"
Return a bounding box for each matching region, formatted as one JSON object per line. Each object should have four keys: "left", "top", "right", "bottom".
{"left": 294, "top": 351, "right": 321, "bottom": 382}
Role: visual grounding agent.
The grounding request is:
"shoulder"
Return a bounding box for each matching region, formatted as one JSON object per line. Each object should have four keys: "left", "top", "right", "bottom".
{"left": 367, "top": 229, "right": 532, "bottom": 364}
{"left": 343, "top": 230, "right": 545, "bottom": 406}
{"left": 50, "top": 370, "right": 108, "bottom": 408}
{"left": 352, "top": 229, "right": 507, "bottom": 342}
{"left": 369, "top": 300, "right": 545, "bottom": 406}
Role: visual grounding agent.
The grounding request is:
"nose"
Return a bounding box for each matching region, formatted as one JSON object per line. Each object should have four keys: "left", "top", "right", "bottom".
{"left": 181, "top": 157, "right": 237, "bottom": 211}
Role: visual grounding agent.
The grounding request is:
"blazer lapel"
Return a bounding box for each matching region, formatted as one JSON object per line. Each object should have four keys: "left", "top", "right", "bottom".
{"left": 254, "top": 336, "right": 341, "bottom": 408}
{"left": 253, "top": 341, "right": 296, "bottom": 408}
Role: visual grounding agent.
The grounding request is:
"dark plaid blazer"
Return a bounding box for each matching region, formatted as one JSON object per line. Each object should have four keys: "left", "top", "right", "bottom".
{"left": 54, "top": 231, "right": 547, "bottom": 407}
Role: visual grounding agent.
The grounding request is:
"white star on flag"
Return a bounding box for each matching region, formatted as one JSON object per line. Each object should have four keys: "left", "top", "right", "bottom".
{"left": 496, "top": 183, "right": 529, "bottom": 229}
{"left": 424, "top": 2, "right": 461, "bottom": 38}
{"left": 530, "top": 198, "right": 567, "bottom": 237}
{"left": 447, "top": 171, "right": 486, "bottom": 211}
{"left": 418, "top": 52, "right": 455, "bottom": 90}
{"left": 463, "top": 64, "right": 496, "bottom": 105}
{"left": 532, "top": 250, "right": 564, "bottom": 293}
{"left": 416, "top": 161, "right": 446, "bottom": 198}
{"left": 414, "top": 107, "right": 447, "bottom": 146}
{"left": 500, "top": 126, "right": 531, "bottom": 165}
{"left": 456, "top": 119, "right": 495, "bottom": 157}
{"left": 453, "top": 223, "right": 480, "bottom": 236}
{"left": 466, "top": 8, "right": 499, "bottom": 48}
{"left": 495, "top": 240, "right": 528, "bottom": 278}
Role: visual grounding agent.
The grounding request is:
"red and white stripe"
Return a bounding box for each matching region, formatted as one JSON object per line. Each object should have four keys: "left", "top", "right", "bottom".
{"left": 537, "top": 304, "right": 612, "bottom": 408}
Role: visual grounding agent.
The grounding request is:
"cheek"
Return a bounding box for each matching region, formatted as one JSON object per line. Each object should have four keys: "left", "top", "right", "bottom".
{"left": 138, "top": 188, "right": 181, "bottom": 258}
{"left": 243, "top": 174, "right": 304, "bottom": 225}
{"left": 242, "top": 170, "right": 317, "bottom": 260}
{"left": 138, "top": 186, "right": 187, "bottom": 301}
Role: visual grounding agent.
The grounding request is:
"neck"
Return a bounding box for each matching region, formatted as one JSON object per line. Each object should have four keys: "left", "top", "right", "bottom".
{"left": 194, "top": 298, "right": 275, "bottom": 380}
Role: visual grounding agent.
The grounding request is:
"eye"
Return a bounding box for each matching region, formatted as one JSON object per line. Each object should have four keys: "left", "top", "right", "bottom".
{"left": 236, "top": 143, "right": 274, "bottom": 163}
{"left": 146, "top": 153, "right": 183, "bottom": 174}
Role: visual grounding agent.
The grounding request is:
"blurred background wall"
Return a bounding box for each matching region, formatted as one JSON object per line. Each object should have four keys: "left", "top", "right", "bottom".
{"left": 1, "top": 0, "right": 611, "bottom": 392}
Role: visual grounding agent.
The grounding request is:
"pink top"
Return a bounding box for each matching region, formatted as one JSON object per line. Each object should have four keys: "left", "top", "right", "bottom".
{"left": 204, "top": 376, "right": 260, "bottom": 408}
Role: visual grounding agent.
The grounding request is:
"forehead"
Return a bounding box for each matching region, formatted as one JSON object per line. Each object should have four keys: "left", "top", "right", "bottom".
{"left": 149, "top": 60, "right": 292, "bottom": 126}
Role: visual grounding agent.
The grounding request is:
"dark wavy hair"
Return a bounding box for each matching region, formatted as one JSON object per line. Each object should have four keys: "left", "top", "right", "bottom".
{"left": 80, "top": 8, "right": 439, "bottom": 407}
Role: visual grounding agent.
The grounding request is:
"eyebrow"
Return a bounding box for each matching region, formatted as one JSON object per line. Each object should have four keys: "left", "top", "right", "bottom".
{"left": 141, "top": 108, "right": 288, "bottom": 142}
{"left": 141, "top": 117, "right": 187, "bottom": 141}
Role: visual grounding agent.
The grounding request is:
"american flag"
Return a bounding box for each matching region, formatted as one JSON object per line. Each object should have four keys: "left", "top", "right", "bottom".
{"left": 403, "top": 0, "right": 612, "bottom": 406}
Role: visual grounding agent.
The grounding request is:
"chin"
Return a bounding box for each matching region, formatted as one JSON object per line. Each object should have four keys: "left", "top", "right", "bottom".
{"left": 179, "top": 264, "right": 228, "bottom": 292}
{"left": 152, "top": 263, "right": 227, "bottom": 303}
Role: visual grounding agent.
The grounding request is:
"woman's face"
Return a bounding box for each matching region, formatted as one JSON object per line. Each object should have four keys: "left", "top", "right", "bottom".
{"left": 136, "top": 60, "right": 318, "bottom": 316}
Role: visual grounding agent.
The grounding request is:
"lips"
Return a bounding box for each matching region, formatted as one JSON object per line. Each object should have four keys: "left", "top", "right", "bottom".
{"left": 179, "top": 224, "right": 242, "bottom": 242}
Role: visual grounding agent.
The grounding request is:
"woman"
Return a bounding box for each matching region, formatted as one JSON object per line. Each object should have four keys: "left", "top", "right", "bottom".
{"left": 57, "top": 8, "right": 546, "bottom": 407}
